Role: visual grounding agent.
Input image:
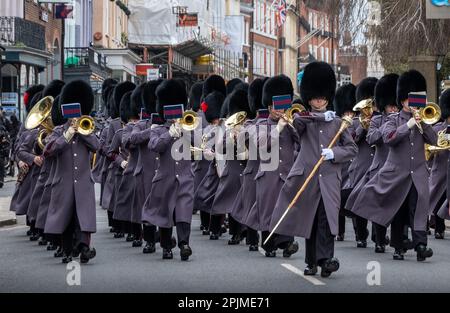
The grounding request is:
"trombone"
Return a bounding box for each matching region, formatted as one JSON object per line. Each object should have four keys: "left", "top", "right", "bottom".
{"left": 264, "top": 116, "right": 354, "bottom": 246}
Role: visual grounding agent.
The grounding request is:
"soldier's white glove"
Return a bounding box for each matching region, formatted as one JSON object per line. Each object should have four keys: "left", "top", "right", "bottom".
{"left": 407, "top": 118, "right": 417, "bottom": 129}
{"left": 169, "top": 123, "right": 181, "bottom": 138}
{"left": 150, "top": 124, "right": 158, "bottom": 130}
{"left": 324, "top": 111, "right": 336, "bottom": 122}
{"left": 64, "top": 126, "right": 76, "bottom": 142}
{"left": 321, "top": 148, "right": 334, "bottom": 161}
{"left": 276, "top": 118, "right": 288, "bottom": 133}
{"left": 120, "top": 160, "right": 128, "bottom": 169}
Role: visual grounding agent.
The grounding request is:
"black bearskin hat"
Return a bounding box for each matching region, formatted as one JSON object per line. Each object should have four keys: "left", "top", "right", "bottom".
{"left": 27, "top": 91, "right": 43, "bottom": 114}
{"left": 24, "top": 85, "right": 45, "bottom": 113}
{"left": 202, "top": 75, "right": 226, "bottom": 99}
{"left": 226, "top": 88, "right": 251, "bottom": 117}
{"left": 334, "top": 84, "right": 356, "bottom": 117}
{"left": 262, "top": 75, "right": 294, "bottom": 109}
{"left": 356, "top": 77, "right": 378, "bottom": 102}
{"left": 51, "top": 95, "right": 67, "bottom": 127}
{"left": 374, "top": 74, "right": 400, "bottom": 112}
{"left": 397, "top": 70, "right": 427, "bottom": 106}
{"left": 142, "top": 79, "right": 163, "bottom": 114}
{"left": 248, "top": 78, "right": 267, "bottom": 117}
{"left": 120, "top": 91, "right": 133, "bottom": 123}
{"left": 440, "top": 89, "right": 450, "bottom": 120}
{"left": 156, "top": 79, "right": 188, "bottom": 119}
{"left": 42, "top": 80, "right": 65, "bottom": 98}
{"left": 112, "top": 81, "right": 136, "bottom": 119}
{"left": 300, "top": 62, "right": 336, "bottom": 105}
{"left": 201, "top": 91, "right": 225, "bottom": 123}
{"left": 226, "top": 78, "right": 243, "bottom": 95}
{"left": 189, "top": 82, "right": 204, "bottom": 111}
{"left": 130, "top": 83, "right": 145, "bottom": 120}
{"left": 59, "top": 80, "right": 94, "bottom": 115}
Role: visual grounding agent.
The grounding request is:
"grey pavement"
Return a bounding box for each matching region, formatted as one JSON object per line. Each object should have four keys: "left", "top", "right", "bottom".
{"left": 0, "top": 177, "right": 18, "bottom": 227}
{"left": 1, "top": 184, "right": 450, "bottom": 293}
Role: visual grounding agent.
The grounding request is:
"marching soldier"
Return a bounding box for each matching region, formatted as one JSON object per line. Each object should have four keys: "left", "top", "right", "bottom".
{"left": 344, "top": 78, "right": 378, "bottom": 248}
{"left": 142, "top": 79, "right": 194, "bottom": 261}
{"left": 10, "top": 90, "right": 44, "bottom": 240}
{"left": 209, "top": 88, "right": 251, "bottom": 243}
{"left": 430, "top": 88, "right": 450, "bottom": 239}
{"left": 102, "top": 81, "right": 136, "bottom": 237}
{"left": 245, "top": 75, "right": 300, "bottom": 257}
{"left": 194, "top": 75, "right": 226, "bottom": 234}
{"left": 333, "top": 83, "right": 357, "bottom": 241}
{"left": 232, "top": 78, "right": 268, "bottom": 251}
{"left": 35, "top": 96, "right": 67, "bottom": 255}
{"left": 130, "top": 80, "right": 163, "bottom": 253}
{"left": 346, "top": 74, "right": 400, "bottom": 253}
{"left": 43, "top": 80, "right": 99, "bottom": 264}
{"left": 351, "top": 70, "right": 436, "bottom": 262}
{"left": 26, "top": 80, "right": 65, "bottom": 245}
{"left": 269, "top": 62, "right": 357, "bottom": 277}
{"left": 195, "top": 90, "right": 225, "bottom": 234}
{"left": 110, "top": 91, "right": 134, "bottom": 242}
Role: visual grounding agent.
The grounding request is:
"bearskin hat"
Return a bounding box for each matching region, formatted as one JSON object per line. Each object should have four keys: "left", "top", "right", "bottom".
{"left": 374, "top": 74, "right": 400, "bottom": 112}
{"left": 156, "top": 79, "right": 188, "bottom": 119}
{"left": 300, "top": 62, "right": 336, "bottom": 106}
{"left": 142, "top": 79, "right": 163, "bottom": 114}
{"left": 248, "top": 78, "right": 267, "bottom": 117}
{"left": 42, "top": 80, "right": 65, "bottom": 99}
{"left": 201, "top": 91, "right": 225, "bottom": 123}
{"left": 440, "top": 89, "right": 450, "bottom": 120}
{"left": 112, "top": 81, "right": 136, "bottom": 119}
{"left": 51, "top": 95, "right": 67, "bottom": 127}
{"left": 226, "top": 88, "right": 251, "bottom": 117}
{"left": 262, "top": 75, "right": 294, "bottom": 109}
{"left": 334, "top": 84, "right": 356, "bottom": 117}
{"left": 202, "top": 75, "right": 226, "bottom": 99}
{"left": 397, "top": 70, "right": 427, "bottom": 106}
{"left": 24, "top": 85, "right": 45, "bottom": 113}
{"left": 120, "top": 91, "right": 133, "bottom": 123}
{"left": 59, "top": 80, "right": 94, "bottom": 115}
{"left": 356, "top": 77, "right": 378, "bottom": 102}
{"left": 189, "top": 82, "right": 204, "bottom": 111}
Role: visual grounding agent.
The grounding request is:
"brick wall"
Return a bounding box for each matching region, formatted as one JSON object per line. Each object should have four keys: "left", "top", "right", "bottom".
{"left": 339, "top": 54, "right": 368, "bottom": 85}
{"left": 24, "top": 0, "right": 62, "bottom": 53}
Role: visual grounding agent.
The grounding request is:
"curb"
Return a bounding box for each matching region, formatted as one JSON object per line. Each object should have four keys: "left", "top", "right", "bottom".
{"left": 0, "top": 219, "right": 17, "bottom": 227}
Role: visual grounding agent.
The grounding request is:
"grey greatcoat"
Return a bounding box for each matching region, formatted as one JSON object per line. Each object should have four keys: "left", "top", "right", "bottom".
{"left": 244, "top": 118, "right": 299, "bottom": 231}
{"left": 129, "top": 119, "right": 159, "bottom": 222}
{"left": 35, "top": 126, "right": 64, "bottom": 230}
{"left": 210, "top": 129, "right": 247, "bottom": 216}
{"left": 351, "top": 110, "right": 437, "bottom": 231}
{"left": 345, "top": 114, "right": 390, "bottom": 210}
{"left": 428, "top": 122, "right": 449, "bottom": 214}
{"left": 269, "top": 113, "right": 357, "bottom": 238}
{"left": 100, "top": 118, "right": 122, "bottom": 210}
{"left": 141, "top": 123, "right": 194, "bottom": 228}
{"left": 343, "top": 118, "right": 375, "bottom": 190}
{"left": 115, "top": 123, "right": 139, "bottom": 223}
{"left": 231, "top": 118, "right": 260, "bottom": 225}
{"left": 10, "top": 129, "right": 40, "bottom": 215}
{"left": 91, "top": 125, "right": 108, "bottom": 183}
{"left": 27, "top": 153, "right": 52, "bottom": 222}
{"left": 44, "top": 122, "right": 99, "bottom": 234}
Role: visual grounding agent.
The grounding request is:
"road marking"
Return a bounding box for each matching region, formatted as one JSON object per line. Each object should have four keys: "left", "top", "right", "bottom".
{"left": 281, "top": 263, "right": 326, "bottom": 286}
{"left": 0, "top": 225, "right": 27, "bottom": 232}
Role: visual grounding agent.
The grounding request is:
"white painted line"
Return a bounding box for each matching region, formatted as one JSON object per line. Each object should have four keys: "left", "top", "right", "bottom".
{"left": 0, "top": 225, "right": 27, "bottom": 232}
{"left": 281, "top": 263, "right": 326, "bottom": 286}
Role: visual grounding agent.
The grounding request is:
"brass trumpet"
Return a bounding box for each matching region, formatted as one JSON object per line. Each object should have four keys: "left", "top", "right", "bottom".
{"left": 73, "top": 115, "right": 95, "bottom": 136}
{"left": 177, "top": 110, "right": 200, "bottom": 131}
{"left": 412, "top": 102, "right": 441, "bottom": 134}
{"left": 25, "top": 96, "right": 55, "bottom": 149}
{"left": 353, "top": 98, "right": 374, "bottom": 130}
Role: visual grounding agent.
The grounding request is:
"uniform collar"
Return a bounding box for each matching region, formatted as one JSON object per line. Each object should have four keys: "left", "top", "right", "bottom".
{"left": 400, "top": 110, "right": 412, "bottom": 120}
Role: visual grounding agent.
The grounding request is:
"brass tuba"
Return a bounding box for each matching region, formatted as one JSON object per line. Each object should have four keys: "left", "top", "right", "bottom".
{"left": 283, "top": 103, "right": 306, "bottom": 125}
{"left": 25, "top": 96, "right": 55, "bottom": 149}
{"left": 425, "top": 129, "right": 450, "bottom": 161}
{"left": 73, "top": 115, "right": 95, "bottom": 136}
{"left": 353, "top": 99, "right": 374, "bottom": 130}
{"left": 225, "top": 111, "right": 247, "bottom": 129}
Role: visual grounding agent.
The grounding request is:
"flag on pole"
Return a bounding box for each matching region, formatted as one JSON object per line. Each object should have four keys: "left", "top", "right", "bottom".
{"left": 275, "top": 0, "right": 287, "bottom": 28}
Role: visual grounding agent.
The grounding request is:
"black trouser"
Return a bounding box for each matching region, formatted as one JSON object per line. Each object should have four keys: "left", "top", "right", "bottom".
{"left": 338, "top": 189, "right": 352, "bottom": 236}
{"left": 160, "top": 222, "right": 191, "bottom": 249}
{"left": 434, "top": 194, "right": 446, "bottom": 234}
{"left": 305, "top": 198, "right": 334, "bottom": 266}
{"left": 131, "top": 222, "right": 142, "bottom": 240}
{"left": 373, "top": 223, "right": 387, "bottom": 246}
{"left": 200, "top": 211, "right": 210, "bottom": 230}
{"left": 246, "top": 227, "right": 259, "bottom": 246}
{"left": 209, "top": 214, "right": 225, "bottom": 235}
{"left": 261, "top": 231, "right": 294, "bottom": 253}
{"left": 143, "top": 224, "right": 157, "bottom": 244}
{"left": 107, "top": 211, "right": 114, "bottom": 228}
{"left": 0, "top": 156, "right": 5, "bottom": 184}
{"left": 354, "top": 216, "right": 369, "bottom": 242}
{"left": 390, "top": 185, "right": 427, "bottom": 250}
{"left": 62, "top": 209, "right": 90, "bottom": 255}
{"left": 228, "top": 215, "right": 242, "bottom": 236}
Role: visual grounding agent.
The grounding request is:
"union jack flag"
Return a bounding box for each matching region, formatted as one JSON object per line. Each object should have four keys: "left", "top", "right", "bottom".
{"left": 275, "top": 0, "right": 287, "bottom": 28}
